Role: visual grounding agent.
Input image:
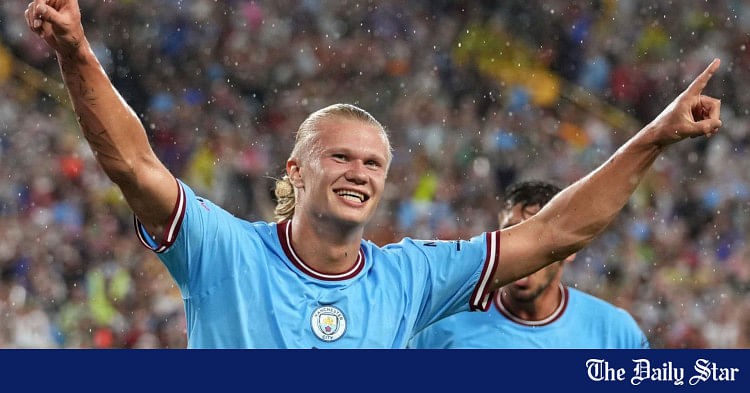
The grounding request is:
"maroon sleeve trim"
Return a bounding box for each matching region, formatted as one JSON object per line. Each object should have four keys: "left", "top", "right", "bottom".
{"left": 133, "top": 178, "right": 186, "bottom": 254}
{"left": 469, "top": 231, "right": 500, "bottom": 311}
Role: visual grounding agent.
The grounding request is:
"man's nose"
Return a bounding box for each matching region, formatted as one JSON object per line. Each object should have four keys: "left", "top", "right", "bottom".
{"left": 344, "top": 161, "right": 368, "bottom": 184}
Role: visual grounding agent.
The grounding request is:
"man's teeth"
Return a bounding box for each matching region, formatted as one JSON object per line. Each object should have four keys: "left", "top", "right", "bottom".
{"left": 337, "top": 191, "right": 365, "bottom": 202}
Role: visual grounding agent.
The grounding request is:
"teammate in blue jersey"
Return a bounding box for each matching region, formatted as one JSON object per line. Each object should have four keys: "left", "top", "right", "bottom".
{"left": 27, "top": 0, "right": 723, "bottom": 348}
{"left": 411, "top": 181, "right": 649, "bottom": 349}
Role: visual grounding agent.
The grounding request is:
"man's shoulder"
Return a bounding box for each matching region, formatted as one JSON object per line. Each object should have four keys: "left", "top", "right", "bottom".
{"left": 364, "top": 238, "right": 448, "bottom": 278}
{"left": 378, "top": 235, "right": 488, "bottom": 255}
{"left": 379, "top": 237, "right": 425, "bottom": 251}
{"left": 567, "top": 287, "right": 648, "bottom": 348}
{"left": 567, "top": 287, "right": 638, "bottom": 323}
{"left": 182, "top": 181, "right": 277, "bottom": 230}
{"left": 246, "top": 219, "right": 279, "bottom": 232}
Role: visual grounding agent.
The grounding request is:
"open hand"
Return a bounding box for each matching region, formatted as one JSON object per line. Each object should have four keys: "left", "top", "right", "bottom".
{"left": 647, "top": 59, "right": 722, "bottom": 146}
{"left": 24, "top": 0, "right": 85, "bottom": 58}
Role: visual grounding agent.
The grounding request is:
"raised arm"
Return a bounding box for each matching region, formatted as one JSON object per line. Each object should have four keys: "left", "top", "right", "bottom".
{"left": 25, "top": 0, "right": 176, "bottom": 238}
{"left": 491, "top": 59, "right": 722, "bottom": 289}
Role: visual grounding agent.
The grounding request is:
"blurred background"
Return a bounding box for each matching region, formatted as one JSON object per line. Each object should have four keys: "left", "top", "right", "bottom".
{"left": 0, "top": 0, "right": 749, "bottom": 348}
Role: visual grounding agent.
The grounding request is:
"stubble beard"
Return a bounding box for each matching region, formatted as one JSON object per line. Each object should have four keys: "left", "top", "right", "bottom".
{"left": 507, "top": 264, "right": 560, "bottom": 303}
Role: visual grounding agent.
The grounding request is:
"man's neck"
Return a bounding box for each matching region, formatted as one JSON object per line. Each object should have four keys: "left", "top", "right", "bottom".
{"left": 290, "top": 213, "right": 364, "bottom": 274}
{"left": 500, "top": 283, "right": 564, "bottom": 322}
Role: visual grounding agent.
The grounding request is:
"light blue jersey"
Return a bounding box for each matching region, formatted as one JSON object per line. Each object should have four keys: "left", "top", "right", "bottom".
{"left": 411, "top": 285, "right": 649, "bottom": 349}
{"left": 134, "top": 180, "right": 499, "bottom": 348}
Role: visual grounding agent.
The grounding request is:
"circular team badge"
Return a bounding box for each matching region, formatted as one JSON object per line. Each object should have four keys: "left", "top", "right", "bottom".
{"left": 311, "top": 305, "right": 347, "bottom": 342}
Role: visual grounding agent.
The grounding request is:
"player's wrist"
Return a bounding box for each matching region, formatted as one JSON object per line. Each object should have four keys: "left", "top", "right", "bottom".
{"left": 637, "top": 122, "right": 673, "bottom": 151}
{"left": 56, "top": 34, "right": 93, "bottom": 64}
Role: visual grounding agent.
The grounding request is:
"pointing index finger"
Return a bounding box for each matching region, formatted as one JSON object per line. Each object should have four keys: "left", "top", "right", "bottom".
{"left": 686, "top": 58, "right": 720, "bottom": 95}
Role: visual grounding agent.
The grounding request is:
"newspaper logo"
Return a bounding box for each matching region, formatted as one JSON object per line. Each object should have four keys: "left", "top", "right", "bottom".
{"left": 586, "top": 358, "right": 740, "bottom": 386}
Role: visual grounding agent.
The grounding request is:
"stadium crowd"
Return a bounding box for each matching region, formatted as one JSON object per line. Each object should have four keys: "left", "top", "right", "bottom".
{"left": 0, "top": 0, "right": 749, "bottom": 348}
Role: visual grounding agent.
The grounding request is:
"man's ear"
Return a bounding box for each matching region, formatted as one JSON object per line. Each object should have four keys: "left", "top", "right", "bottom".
{"left": 286, "top": 159, "right": 304, "bottom": 188}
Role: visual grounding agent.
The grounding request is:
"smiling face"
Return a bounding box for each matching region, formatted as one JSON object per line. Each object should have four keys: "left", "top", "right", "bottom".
{"left": 287, "top": 116, "right": 389, "bottom": 227}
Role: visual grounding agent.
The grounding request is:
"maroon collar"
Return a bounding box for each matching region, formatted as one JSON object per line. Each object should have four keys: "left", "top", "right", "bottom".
{"left": 276, "top": 220, "right": 365, "bottom": 281}
{"left": 494, "top": 284, "right": 569, "bottom": 327}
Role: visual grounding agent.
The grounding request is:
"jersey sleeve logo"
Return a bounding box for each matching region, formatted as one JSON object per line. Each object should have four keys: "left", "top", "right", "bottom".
{"left": 196, "top": 197, "right": 210, "bottom": 211}
{"left": 311, "top": 306, "right": 347, "bottom": 342}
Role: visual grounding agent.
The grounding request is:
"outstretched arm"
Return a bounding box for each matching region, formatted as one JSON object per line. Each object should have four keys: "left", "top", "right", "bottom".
{"left": 491, "top": 59, "right": 722, "bottom": 289}
{"left": 25, "top": 0, "right": 176, "bottom": 238}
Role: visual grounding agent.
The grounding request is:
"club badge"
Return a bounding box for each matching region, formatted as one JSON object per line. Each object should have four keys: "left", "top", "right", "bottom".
{"left": 311, "top": 305, "right": 346, "bottom": 342}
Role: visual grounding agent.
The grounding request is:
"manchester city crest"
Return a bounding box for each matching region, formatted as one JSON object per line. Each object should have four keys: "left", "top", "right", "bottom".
{"left": 311, "top": 305, "right": 347, "bottom": 342}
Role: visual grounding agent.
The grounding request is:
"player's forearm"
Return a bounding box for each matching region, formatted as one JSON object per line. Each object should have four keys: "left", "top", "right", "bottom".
{"left": 537, "top": 126, "right": 663, "bottom": 259}
{"left": 496, "top": 61, "right": 720, "bottom": 288}
{"left": 58, "top": 40, "right": 159, "bottom": 186}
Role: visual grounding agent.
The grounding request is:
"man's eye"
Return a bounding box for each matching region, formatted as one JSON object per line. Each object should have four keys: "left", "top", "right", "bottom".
{"left": 365, "top": 160, "right": 379, "bottom": 167}
{"left": 332, "top": 154, "right": 346, "bottom": 160}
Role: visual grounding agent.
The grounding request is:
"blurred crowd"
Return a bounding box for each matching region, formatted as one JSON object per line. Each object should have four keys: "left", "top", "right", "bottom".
{"left": 0, "top": 0, "right": 749, "bottom": 348}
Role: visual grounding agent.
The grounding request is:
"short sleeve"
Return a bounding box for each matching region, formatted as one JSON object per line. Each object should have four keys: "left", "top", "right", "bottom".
{"left": 394, "top": 231, "right": 500, "bottom": 333}
{"left": 133, "top": 179, "right": 243, "bottom": 297}
{"left": 616, "top": 308, "right": 650, "bottom": 349}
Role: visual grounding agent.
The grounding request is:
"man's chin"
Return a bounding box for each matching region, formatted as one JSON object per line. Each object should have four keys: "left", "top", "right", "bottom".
{"left": 506, "top": 288, "right": 539, "bottom": 303}
{"left": 310, "top": 204, "right": 375, "bottom": 231}
{"left": 326, "top": 211, "right": 371, "bottom": 228}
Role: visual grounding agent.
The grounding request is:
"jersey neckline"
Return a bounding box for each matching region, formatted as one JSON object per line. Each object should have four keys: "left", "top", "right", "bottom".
{"left": 494, "top": 284, "right": 569, "bottom": 327}
{"left": 276, "top": 220, "right": 365, "bottom": 281}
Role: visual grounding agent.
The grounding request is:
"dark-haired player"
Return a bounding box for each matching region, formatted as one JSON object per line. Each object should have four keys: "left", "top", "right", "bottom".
{"left": 411, "top": 181, "right": 649, "bottom": 348}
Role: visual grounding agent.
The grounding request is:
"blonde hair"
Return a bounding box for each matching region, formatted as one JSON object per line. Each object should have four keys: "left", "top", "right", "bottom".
{"left": 274, "top": 104, "right": 391, "bottom": 222}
